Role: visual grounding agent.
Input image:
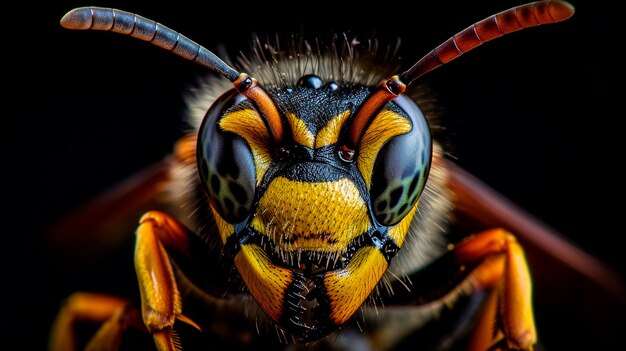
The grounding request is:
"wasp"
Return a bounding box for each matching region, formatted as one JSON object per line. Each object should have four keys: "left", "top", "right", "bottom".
{"left": 46, "top": 1, "right": 621, "bottom": 350}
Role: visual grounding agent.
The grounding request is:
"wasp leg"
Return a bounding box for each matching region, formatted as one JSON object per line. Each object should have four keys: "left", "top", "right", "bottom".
{"left": 383, "top": 228, "right": 535, "bottom": 350}
{"left": 134, "top": 211, "right": 202, "bottom": 351}
{"left": 451, "top": 228, "right": 535, "bottom": 351}
{"left": 48, "top": 292, "right": 144, "bottom": 351}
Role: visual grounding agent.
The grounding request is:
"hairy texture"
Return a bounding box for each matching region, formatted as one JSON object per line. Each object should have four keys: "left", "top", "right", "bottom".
{"left": 177, "top": 31, "right": 454, "bottom": 282}
{"left": 239, "top": 33, "right": 400, "bottom": 89}
{"left": 184, "top": 33, "right": 447, "bottom": 152}
{"left": 184, "top": 34, "right": 406, "bottom": 129}
{"left": 169, "top": 34, "right": 455, "bottom": 345}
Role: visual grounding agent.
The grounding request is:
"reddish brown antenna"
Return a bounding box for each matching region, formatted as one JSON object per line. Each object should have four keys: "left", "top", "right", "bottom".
{"left": 347, "top": 0, "right": 575, "bottom": 150}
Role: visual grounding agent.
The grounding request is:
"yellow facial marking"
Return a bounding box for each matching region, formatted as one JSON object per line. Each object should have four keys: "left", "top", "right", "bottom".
{"left": 219, "top": 109, "right": 272, "bottom": 184}
{"left": 233, "top": 244, "right": 294, "bottom": 322}
{"left": 323, "top": 247, "right": 388, "bottom": 325}
{"left": 251, "top": 177, "right": 370, "bottom": 252}
{"left": 387, "top": 202, "right": 417, "bottom": 247}
{"left": 314, "top": 110, "right": 351, "bottom": 148}
{"left": 357, "top": 110, "right": 412, "bottom": 187}
{"left": 286, "top": 112, "right": 315, "bottom": 148}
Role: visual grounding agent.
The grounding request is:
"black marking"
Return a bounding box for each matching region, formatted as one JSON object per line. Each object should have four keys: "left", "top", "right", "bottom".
{"left": 375, "top": 178, "right": 389, "bottom": 197}
{"left": 239, "top": 225, "right": 399, "bottom": 273}
{"left": 279, "top": 162, "right": 345, "bottom": 183}
{"left": 216, "top": 155, "right": 240, "bottom": 178}
{"left": 408, "top": 169, "right": 420, "bottom": 196}
{"left": 277, "top": 144, "right": 314, "bottom": 162}
{"left": 223, "top": 197, "right": 234, "bottom": 214}
{"left": 389, "top": 186, "right": 403, "bottom": 208}
{"left": 216, "top": 157, "right": 229, "bottom": 177}
{"left": 228, "top": 180, "right": 248, "bottom": 204}
{"left": 268, "top": 85, "right": 369, "bottom": 133}
{"left": 381, "top": 213, "right": 389, "bottom": 224}
{"left": 398, "top": 203, "right": 408, "bottom": 216}
{"left": 236, "top": 207, "right": 248, "bottom": 221}
{"left": 376, "top": 199, "right": 387, "bottom": 213}
{"left": 210, "top": 174, "right": 220, "bottom": 193}
{"left": 282, "top": 232, "right": 340, "bottom": 246}
{"left": 369, "top": 228, "right": 400, "bottom": 263}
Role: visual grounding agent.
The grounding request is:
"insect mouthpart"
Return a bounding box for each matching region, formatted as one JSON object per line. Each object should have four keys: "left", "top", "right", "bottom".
{"left": 264, "top": 241, "right": 351, "bottom": 340}
{"left": 230, "top": 225, "right": 392, "bottom": 342}
{"left": 276, "top": 248, "right": 349, "bottom": 275}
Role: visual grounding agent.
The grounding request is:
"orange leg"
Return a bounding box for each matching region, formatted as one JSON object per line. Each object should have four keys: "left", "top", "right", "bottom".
{"left": 50, "top": 211, "right": 203, "bottom": 351}
{"left": 452, "top": 228, "right": 536, "bottom": 351}
{"left": 48, "top": 292, "right": 143, "bottom": 351}
{"left": 134, "top": 211, "right": 202, "bottom": 351}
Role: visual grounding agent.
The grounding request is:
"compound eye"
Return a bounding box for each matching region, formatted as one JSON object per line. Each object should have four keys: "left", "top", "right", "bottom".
{"left": 197, "top": 89, "right": 256, "bottom": 224}
{"left": 370, "top": 96, "right": 432, "bottom": 226}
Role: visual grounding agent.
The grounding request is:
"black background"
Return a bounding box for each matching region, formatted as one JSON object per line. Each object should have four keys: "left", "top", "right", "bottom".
{"left": 6, "top": 0, "right": 623, "bottom": 350}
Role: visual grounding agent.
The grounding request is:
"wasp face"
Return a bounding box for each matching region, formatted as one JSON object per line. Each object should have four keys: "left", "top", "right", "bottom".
{"left": 197, "top": 74, "right": 432, "bottom": 341}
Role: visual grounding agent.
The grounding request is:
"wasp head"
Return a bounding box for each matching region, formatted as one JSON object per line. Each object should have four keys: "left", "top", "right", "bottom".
{"left": 197, "top": 57, "right": 432, "bottom": 340}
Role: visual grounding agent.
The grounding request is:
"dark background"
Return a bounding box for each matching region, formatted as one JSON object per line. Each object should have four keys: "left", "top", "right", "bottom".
{"left": 6, "top": 0, "right": 623, "bottom": 350}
